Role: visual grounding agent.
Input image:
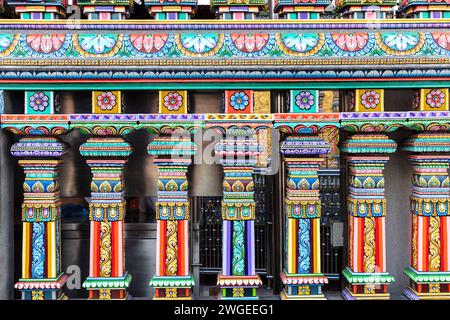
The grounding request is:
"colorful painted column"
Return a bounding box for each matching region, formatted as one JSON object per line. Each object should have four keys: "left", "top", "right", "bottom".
{"left": 145, "top": 0, "right": 196, "bottom": 20}
{"left": 148, "top": 136, "right": 197, "bottom": 299}
{"left": 80, "top": 138, "right": 132, "bottom": 299}
{"left": 77, "top": 0, "right": 133, "bottom": 20}
{"left": 400, "top": 0, "right": 450, "bottom": 18}
{"left": 12, "top": 137, "right": 67, "bottom": 300}
{"left": 274, "top": 0, "right": 330, "bottom": 19}
{"left": 80, "top": 93, "right": 132, "bottom": 299}
{"left": 8, "top": 0, "right": 66, "bottom": 19}
{"left": 402, "top": 88, "right": 450, "bottom": 300}
{"left": 211, "top": 0, "right": 266, "bottom": 19}
{"left": 215, "top": 133, "right": 263, "bottom": 299}
{"left": 334, "top": 0, "right": 396, "bottom": 19}
{"left": 402, "top": 133, "right": 450, "bottom": 299}
{"left": 280, "top": 136, "right": 329, "bottom": 299}
{"left": 341, "top": 134, "right": 397, "bottom": 300}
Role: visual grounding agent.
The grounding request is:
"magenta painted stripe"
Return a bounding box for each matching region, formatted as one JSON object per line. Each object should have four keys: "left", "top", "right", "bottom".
{"left": 247, "top": 220, "right": 256, "bottom": 276}
{"left": 222, "top": 221, "right": 231, "bottom": 275}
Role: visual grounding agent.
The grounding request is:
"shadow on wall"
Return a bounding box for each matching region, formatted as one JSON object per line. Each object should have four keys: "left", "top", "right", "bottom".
{"left": 385, "top": 129, "right": 412, "bottom": 299}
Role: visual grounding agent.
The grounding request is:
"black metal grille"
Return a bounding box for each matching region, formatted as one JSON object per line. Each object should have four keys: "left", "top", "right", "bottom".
{"left": 319, "top": 170, "right": 343, "bottom": 278}
{"left": 198, "top": 174, "right": 274, "bottom": 277}
{"left": 253, "top": 174, "right": 274, "bottom": 274}
{"left": 198, "top": 196, "right": 222, "bottom": 272}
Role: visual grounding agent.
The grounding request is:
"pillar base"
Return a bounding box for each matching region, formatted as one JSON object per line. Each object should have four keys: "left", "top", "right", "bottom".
{"left": 403, "top": 287, "right": 450, "bottom": 300}
{"left": 341, "top": 268, "right": 394, "bottom": 300}
{"left": 403, "top": 267, "right": 450, "bottom": 299}
{"left": 83, "top": 272, "right": 132, "bottom": 300}
{"left": 342, "top": 287, "right": 390, "bottom": 300}
{"left": 217, "top": 274, "right": 262, "bottom": 300}
{"left": 149, "top": 275, "right": 194, "bottom": 299}
{"left": 280, "top": 271, "right": 328, "bottom": 300}
{"left": 280, "top": 290, "right": 326, "bottom": 300}
{"left": 15, "top": 274, "right": 67, "bottom": 300}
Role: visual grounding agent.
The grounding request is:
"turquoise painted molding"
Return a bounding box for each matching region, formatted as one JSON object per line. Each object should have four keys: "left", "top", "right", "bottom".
{"left": 0, "top": 81, "right": 450, "bottom": 90}
{"left": 0, "top": 19, "right": 449, "bottom": 82}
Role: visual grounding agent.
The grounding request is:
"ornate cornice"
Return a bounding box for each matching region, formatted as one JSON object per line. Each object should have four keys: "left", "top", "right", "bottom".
{"left": 0, "top": 19, "right": 449, "bottom": 82}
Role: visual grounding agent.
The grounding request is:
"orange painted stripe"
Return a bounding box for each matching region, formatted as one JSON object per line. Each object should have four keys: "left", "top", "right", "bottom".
{"left": 441, "top": 217, "right": 448, "bottom": 271}
{"left": 111, "top": 222, "right": 117, "bottom": 277}
{"left": 411, "top": 215, "right": 414, "bottom": 267}
{"left": 46, "top": 223, "right": 50, "bottom": 278}
{"left": 349, "top": 216, "right": 353, "bottom": 270}
{"left": 375, "top": 218, "right": 383, "bottom": 272}
{"left": 178, "top": 220, "right": 185, "bottom": 276}
{"left": 293, "top": 219, "right": 298, "bottom": 273}
{"left": 92, "top": 222, "right": 100, "bottom": 277}
{"left": 160, "top": 220, "right": 166, "bottom": 276}
{"left": 423, "top": 216, "right": 429, "bottom": 272}
{"left": 359, "top": 217, "right": 365, "bottom": 272}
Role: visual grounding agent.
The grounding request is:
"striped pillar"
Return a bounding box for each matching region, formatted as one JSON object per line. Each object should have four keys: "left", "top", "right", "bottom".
{"left": 12, "top": 136, "right": 67, "bottom": 300}
{"left": 341, "top": 134, "right": 396, "bottom": 300}
{"left": 148, "top": 135, "right": 197, "bottom": 299}
{"left": 402, "top": 132, "right": 450, "bottom": 299}
{"left": 215, "top": 133, "right": 262, "bottom": 299}
{"left": 279, "top": 135, "right": 330, "bottom": 299}
{"left": 80, "top": 137, "right": 132, "bottom": 300}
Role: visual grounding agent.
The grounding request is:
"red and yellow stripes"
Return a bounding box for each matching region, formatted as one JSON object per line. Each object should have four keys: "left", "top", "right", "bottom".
{"left": 411, "top": 214, "right": 450, "bottom": 272}
{"left": 156, "top": 219, "right": 190, "bottom": 277}
{"left": 111, "top": 221, "right": 124, "bottom": 277}
{"left": 22, "top": 222, "right": 32, "bottom": 279}
{"left": 350, "top": 216, "right": 364, "bottom": 272}
{"left": 349, "top": 216, "right": 386, "bottom": 273}
{"left": 90, "top": 220, "right": 126, "bottom": 278}
{"left": 375, "top": 217, "right": 386, "bottom": 273}
{"left": 46, "top": 221, "right": 57, "bottom": 278}
{"left": 312, "top": 218, "right": 321, "bottom": 273}
{"left": 441, "top": 216, "right": 450, "bottom": 271}
{"left": 177, "top": 220, "right": 189, "bottom": 276}
{"left": 287, "top": 218, "right": 297, "bottom": 274}
{"left": 90, "top": 221, "right": 100, "bottom": 277}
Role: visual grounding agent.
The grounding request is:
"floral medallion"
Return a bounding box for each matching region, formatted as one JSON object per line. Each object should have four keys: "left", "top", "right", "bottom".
{"left": 327, "top": 33, "right": 375, "bottom": 56}
{"left": 25, "top": 91, "right": 54, "bottom": 114}
{"left": 159, "top": 90, "right": 188, "bottom": 114}
{"left": 225, "top": 33, "right": 275, "bottom": 57}
{"left": 376, "top": 32, "right": 425, "bottom": 56}
{"left": 92, "top": 91, "right": 121, "bottom": 113}
{"left": 176, "top": 33, "right": 223, "bottom": 57}
{"left": 124, "top": 33, "right": 173, "bottom": 58}
{"left": 290, "top": 90, "right": 319, "bottom": 113}
{"left": 427, "top": 32, "right": 450, "bottom": 55}
{"left": 426, "top": 89, "right": 446, "bottom": 108}
{"left": 276, "top": 33, "right": 324, "bottom": 56}
{"left": 74, "top": 34, "right": 123, "bottom": 57}
{"left": 225, "top": 90, "right": 253, "bottom": 113}
{"left": 22, "top": 34, "right": 71, "bottom": 57}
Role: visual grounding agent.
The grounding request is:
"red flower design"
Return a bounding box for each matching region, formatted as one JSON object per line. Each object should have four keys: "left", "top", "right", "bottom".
{"left": 332, "top": 33, "right": 369, "bottom": 52}
{"left": 426, "top": 89, "right": 446, "bottom": 108}
{"left": 230, "top": 34, "right": 269, "bottom": 53}
{"left": 130, "top": 34, "right": 168, "bottom": 53}
{"left": 432, "top": 32, "right": 450, "bottom": 51}
{"left": 26, "top": 34, "right": 65, "bottom": 54}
